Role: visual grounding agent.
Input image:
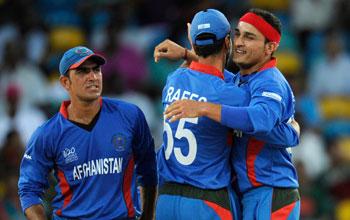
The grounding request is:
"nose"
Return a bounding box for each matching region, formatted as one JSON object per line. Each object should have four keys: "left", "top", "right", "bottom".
{"left": 87, "top": 70, "right": 98, "bottom": 80}
{"left": 234, "top": 35, "right": 244, "bottom": 47}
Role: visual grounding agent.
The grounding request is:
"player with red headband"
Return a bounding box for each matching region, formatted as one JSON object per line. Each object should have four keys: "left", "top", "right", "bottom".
{"left": 155, "top": 8, "right": 300, "bottom": 220}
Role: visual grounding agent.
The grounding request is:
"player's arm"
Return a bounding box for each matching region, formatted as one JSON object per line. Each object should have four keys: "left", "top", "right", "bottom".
{"left": 24, "top": 204, "right": 47, "bottom": 220}
{"left": 154, "top": 23, "right": 198, "bottom": 65}
{"left": 216, "top": 80, "right": 300, "bottom": 146}
{"left": 18, "top": 128, "right": 53, "bottom": 219}
{"left": 254, "top": 119, "right": 300, "bottom": 146}
{"left": 132, "top": 107, "right": 158, "bottom": 220}
{"left": 154, "top": 39, "right": 198, "bottom": 65}
{"left": 165, "top": 100, "right": 299, "bottom": 146}
{"left": 139, "top": 186, "right": 157, "bottom": 220}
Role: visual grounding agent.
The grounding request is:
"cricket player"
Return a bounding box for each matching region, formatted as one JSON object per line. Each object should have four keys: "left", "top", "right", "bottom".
{"left": 18, "top": 46, "right": 157, "bottom": 220}
{"left": 161, "top": 8, "right": 301, "bottom": 220}
{"left": 155, "top": 9, "right": 300, "bottom": 220}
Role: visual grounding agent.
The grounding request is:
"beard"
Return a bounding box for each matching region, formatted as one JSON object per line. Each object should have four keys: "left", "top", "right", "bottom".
{"left": 235, "top": 61, "right": 256, "bottom": 70}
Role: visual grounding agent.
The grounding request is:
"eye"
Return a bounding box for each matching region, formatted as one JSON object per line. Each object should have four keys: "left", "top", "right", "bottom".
{"left": 93, "top": 67, "right": 101, "bottom": 73}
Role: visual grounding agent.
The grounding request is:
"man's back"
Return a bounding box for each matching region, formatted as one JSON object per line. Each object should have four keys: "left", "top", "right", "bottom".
{"left": 158, "top": 63, "right": 248, "bottom": 189}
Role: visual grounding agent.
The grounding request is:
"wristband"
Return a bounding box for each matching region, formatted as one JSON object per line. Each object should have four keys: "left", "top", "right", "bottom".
{"left": 183, "top": 48, "right": 188, "bottom": 60}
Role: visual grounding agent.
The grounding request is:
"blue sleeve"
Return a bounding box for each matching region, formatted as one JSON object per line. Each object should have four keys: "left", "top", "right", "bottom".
{"left": 223, "top": 69, "right": 236, "bottom": 83}
{"left": 254, "top": 123, "right": 299, "bottom": 147}
{"left": 18, "top": 127, "right": 54, "bottom": 212}
{"left": 215, "top": 79, "right": 249, "bottom": 107}
{"left": 221, "top": 77, "right": 284, "bottom": 134}
{"left": 132, "top": 107, "right": 158, "bottom": 187}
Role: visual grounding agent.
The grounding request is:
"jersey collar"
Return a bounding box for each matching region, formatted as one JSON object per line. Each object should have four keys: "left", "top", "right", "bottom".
{"left": 258, "top": 57, "right": 277, "bottom": 72}
{"left": 189, "top": 61, "right": 224, "bottom": 80}
{"left": 59, "top": 97, "right": 103, "bottom": 119}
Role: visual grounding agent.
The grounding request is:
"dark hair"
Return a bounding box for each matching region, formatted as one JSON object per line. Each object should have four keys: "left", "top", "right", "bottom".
{"left": 193, "top": 33, "right": 226, "bottom": 58}
{"left": 249, "top": 8, "right": 282, "bottom": 41}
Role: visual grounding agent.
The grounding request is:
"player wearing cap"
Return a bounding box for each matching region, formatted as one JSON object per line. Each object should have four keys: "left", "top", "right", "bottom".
{"left": 155, "top": 9, "right": 299, "bottom": 220}
{"left": 159, "top": 8, "right": 300, "bottom": 220}
{"left": 18, "top": 46, "right": 157, "bottom": 220}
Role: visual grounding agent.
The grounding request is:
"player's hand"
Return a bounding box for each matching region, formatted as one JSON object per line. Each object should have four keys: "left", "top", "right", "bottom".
{"left": 154, "top": 39, "right": 186, "bottom": 63}
{"left": 164, "top": 100, "right": 205, "bottom": 122}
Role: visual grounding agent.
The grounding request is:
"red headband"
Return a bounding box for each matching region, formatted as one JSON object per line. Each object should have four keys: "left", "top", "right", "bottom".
{"left": 239, "top": 12, "right": 281, "bottom": 44}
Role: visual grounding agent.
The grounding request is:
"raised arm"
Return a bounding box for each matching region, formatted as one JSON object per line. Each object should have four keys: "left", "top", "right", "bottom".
{"left": 154, "top": 23, "right": 198, "bottom": 65}
{"left": 153, "top": 39, "right": 198, "bottom": 66}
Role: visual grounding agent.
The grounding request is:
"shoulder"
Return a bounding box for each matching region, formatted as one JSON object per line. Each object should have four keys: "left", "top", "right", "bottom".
{"left": 102, "top": 97, "right": 142, "bottom": 118}
{"left": 223, "top": 69, "right": 238, "bottom": 83}
{"left": 26, "top": 113, "right": 61, "bottom": 147}
{"left": 251, "top": 67, "right": 287, "bottom": 91}
{"left": 166, "top": 67, "right": 188, "bottom": 81}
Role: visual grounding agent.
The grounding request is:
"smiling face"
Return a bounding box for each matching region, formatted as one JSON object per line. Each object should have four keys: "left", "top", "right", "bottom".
{"left": 60, "top": 59, "right": 103, "bottom": 103}
{"left": 233, "top": 21, "right": 276, "bottom": 74}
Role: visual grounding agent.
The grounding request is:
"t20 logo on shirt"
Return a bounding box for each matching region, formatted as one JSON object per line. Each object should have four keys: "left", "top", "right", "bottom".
{"left": 63, "top": 147, "right": 78, "bottom": 164}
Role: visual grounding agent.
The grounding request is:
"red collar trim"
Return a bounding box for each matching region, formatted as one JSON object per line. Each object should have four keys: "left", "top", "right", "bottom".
{"left": 258, "top": 58, "right": 277, "bottom": 72}
{"left": 189, "top": 61, "right": 224, "bottom": 80}
{"left": 59, "top": 97, "right": 103, "bottom": 119}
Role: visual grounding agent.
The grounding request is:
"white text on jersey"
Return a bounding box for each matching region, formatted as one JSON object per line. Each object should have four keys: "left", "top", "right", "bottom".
{"left": 165, "top": 86, "right": 207, "bottom": 103}
{"left": 73, "top": 157, "right": 123, "bottom": 180}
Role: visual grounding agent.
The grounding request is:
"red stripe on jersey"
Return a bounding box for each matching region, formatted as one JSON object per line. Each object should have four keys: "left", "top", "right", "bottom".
{"left": 246, "top": 138, "right": 265, "bottom": 187}
{"left": 55, "top": 169, "right": 73, "bottom": 216}
{"left": 59, "top": 97, "right": 103, "bottom": 119}
{"left": 204, "top": 200, "right": 233, "bottom": 220}
{"left": 189, "top": 61, "right": 224, "bottom": 80}
{"left": 59, "top": 100, "right": 70, "bottom": 119}
{"left": 123, "top": 156, "right": 135, "bottom": 218}
{"left": 258, "top": 58, "right": 277, "bottom": 72}
{"left": 271, "top": 201, "right": 297, "bottom": 220}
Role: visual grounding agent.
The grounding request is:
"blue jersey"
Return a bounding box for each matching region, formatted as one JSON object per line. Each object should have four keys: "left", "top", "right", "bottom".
{"left": 18, "top": 97, "right": 157, "bottom": 219}
{"left": 158, "top": 62, "right": 249, "bottom": 189}
{"left": 221, "top": 58, "right": 299, "bottom": 193}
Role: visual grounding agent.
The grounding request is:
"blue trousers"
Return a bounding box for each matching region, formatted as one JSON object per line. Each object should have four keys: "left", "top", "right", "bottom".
{"left": 242, "top": 186, "right": 300, "bottom": 220}
{"left": 156, "top": 182, "right": 237, "bottom": 220}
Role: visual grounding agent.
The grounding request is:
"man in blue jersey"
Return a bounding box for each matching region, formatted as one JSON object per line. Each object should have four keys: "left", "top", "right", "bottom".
{"left": 18, "top": 46, "right": 157, "bottom": 220}
{"left": 155, "top": 9, "right": 300, "bottom": 220}
{"left": 156, "top": 8, "right": 300, "bottom": 220}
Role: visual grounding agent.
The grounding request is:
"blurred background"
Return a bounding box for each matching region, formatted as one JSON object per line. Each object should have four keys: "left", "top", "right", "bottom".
{"left": 0, "top": 0, "right": 349, "bottom": 219}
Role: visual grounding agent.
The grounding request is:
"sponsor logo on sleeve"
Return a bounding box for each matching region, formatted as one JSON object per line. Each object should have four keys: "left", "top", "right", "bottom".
{"left": 262, "top": 91, "right": 282, "bottom": 102}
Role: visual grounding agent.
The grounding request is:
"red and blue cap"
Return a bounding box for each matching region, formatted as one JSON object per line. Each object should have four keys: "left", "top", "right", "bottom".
{"left": 190, "top": 9, "right": 230, "bottom": 46}
{"left": 59, "top": 46, "right": 106, "bottom": 75}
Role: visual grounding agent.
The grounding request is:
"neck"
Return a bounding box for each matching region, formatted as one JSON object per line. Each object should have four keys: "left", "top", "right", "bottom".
{"left": 67, "top": 98, "right": 100, "bottom": 124}
{"left": 198, "top": 54, "right": 225, "bottom": 73}
{"left": 239, "top": 56, "right": 271, "bottom": 75}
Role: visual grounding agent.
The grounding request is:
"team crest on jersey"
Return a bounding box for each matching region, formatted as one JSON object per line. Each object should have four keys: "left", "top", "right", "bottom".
{"left": 111, "top": 134, "right": 125, "bottom": 152}
{"left": 63, "top": 147, "right": 78, "bottom": 164}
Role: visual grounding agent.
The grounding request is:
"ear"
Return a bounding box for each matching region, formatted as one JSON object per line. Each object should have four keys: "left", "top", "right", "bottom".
{"left": 59, "top": 75, "right": 71, "bottom": 91}
{"left": 224, "top": 35, "right": 232, "bottom": 52}
{"left": 187, "top": 23, "right": 192, "bottom": 46}
{"left": 265, "top": 42, "right": 279, "bottom": 56}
